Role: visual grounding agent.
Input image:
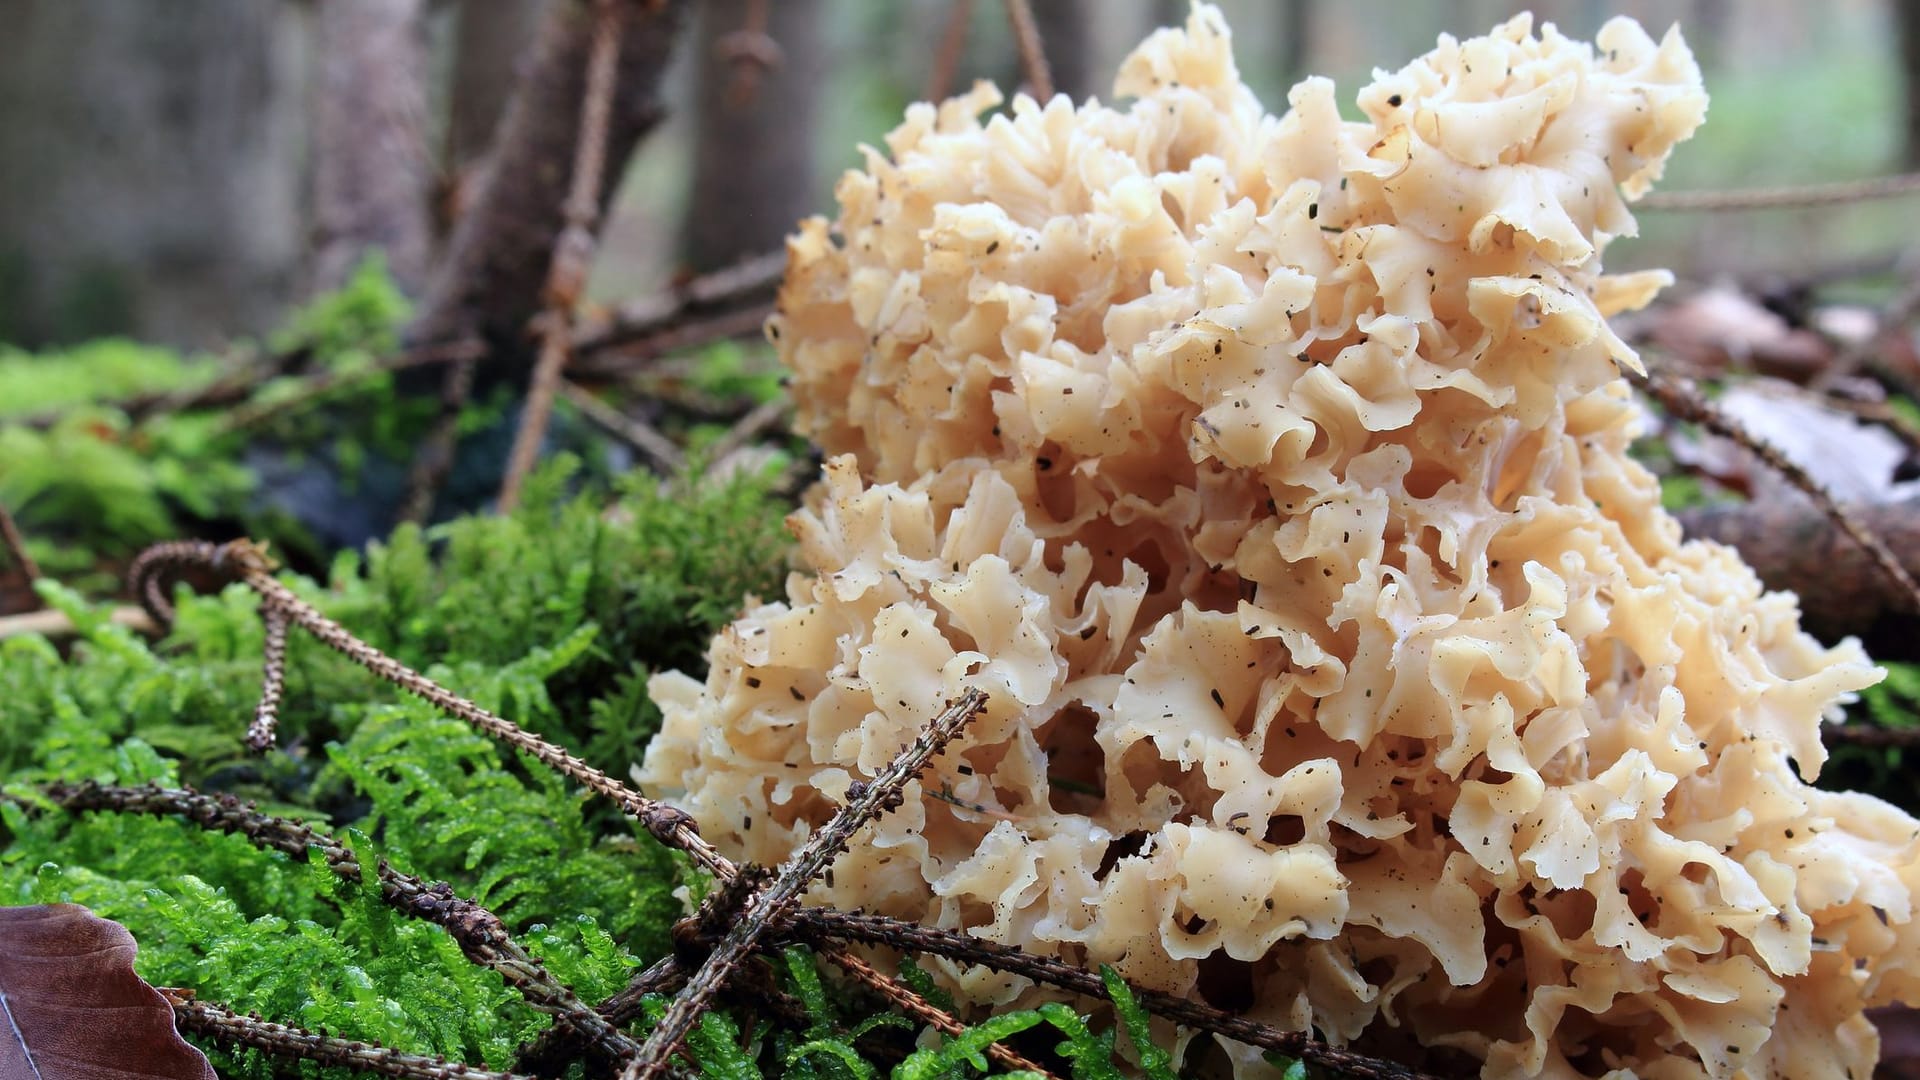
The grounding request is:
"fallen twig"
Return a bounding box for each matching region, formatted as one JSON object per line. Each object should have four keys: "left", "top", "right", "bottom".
{"left": 168, "top": 991, "right": 533, "bottom": 1080}
{"left": 1631, "top": 368, "right": 1920, "bottom": 614}
{"left": 1001, "top": 0, "right": 1053, "bottom": 100}
{"left": 796, "top": 909, "right": 1442, "bottom": 1080}
{"left": 498, "top": 0, "right": 630, "bottom": 513}
{"left": 699, "top": 395, "right": 787, "bottom": 481}
{"left": 56, "top": 782, "right": 638, "bottom": 1068}
{"left": 559, "top": 380, "right": 686, "bottom": 474}
{"left": 1678, "top": 498, "right": 1920, "bottom": 633}
{"left": 570, "top": 250, "right": 783, "bottom": 358}
{"left": 625, "top": 689, "right": 990, "bottom": 1080}
{"left": 1638, "top": 171, "right": 1920, "bottom": 211}
{"left": 125, "top": 539, "right": 737, "bottom": 880}
{"left": 247, "top": 605, "right": 290, "bottom": 753}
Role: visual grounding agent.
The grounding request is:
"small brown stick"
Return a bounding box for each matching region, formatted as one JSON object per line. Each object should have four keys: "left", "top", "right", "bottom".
{"left": 926, "top": 0, "right": 975, "bottom": 101}
{"left": 497, "top": 0, "right": 628, "bottom": 513}
{"left": 570, "top": 250, "right": 783, "bottom": 357}
{"left": 0, "top": 498, "right": 41, "bottom": 586}
{"left": 218, "top": 338, "right": 485, "bottom": 435}
{"left": 246, "top": 605, "right": 291, "bottom": 753}
{"left": 1638, "top": 170, "right": 1920, "bottom": 212}
{"left": 125, "top": 539, "right": 737, "bottom": 880}
{"left": 624, "top": 688, "right": 989, "bottom": 1080}
{"left": 570, "top": 306, "right": 774, "bottom": 381}
{"left": 822, "top": 945, "right": 1057, "bottom": 1078}
{"left": 399, "top": 353, "right": 479, "bottom": 525}
{"left": 1001, "top": 0, "right": 1053, "bottom": 100}
{"left": 514, "top": 955, "right": 686, "bottom": 1075}
{"left": 699, "top": 395, "right": 788, "bottom": 479}
{"left": 167, "top": 992, "right": 533, "bottom": 1080}
{"left": 56, "top": 782, "right": 638, "bottom": 1067}
{"left": 1830, "top": 724, "right": 1920, "bottom": 749}
{"left": 795, "top": 909, "right": 1442, "bottom": 1080}
{"left": 1630, "top": 367, "right": 1920, "bottom": 613}
{"left": 559, "top": 380, "right": 686, "bottom": 474}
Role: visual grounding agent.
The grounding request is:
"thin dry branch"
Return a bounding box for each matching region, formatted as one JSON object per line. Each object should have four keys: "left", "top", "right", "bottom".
{"left": 1001, "top": 0, "right": 1053, "bottom": 100}
{"left": 52, "top": 782, "right": 639, "bottom": 1068}
{"left": 125, "top": 539, "right": 737, "bottom": 880}
{"left": 514, "top": 955, "right": 684, "bottom": 1075}
{"left": 699, "top": 395, "right": 788, "bottom": 479}
{"left": 926, "top": 0, "right": 975, "bottom": 101}
{"left": 624, "top": 689, "right": 990, "bottom": 1080}
{"left": 0, "top": 498, "right": 41, "bottom": 585}
{"left": 1830, "top": 724, "right": 1920, "bottom": 749}
{"left": 1630, "top": 367, "right": 1920, "bottom": 613}
{"left": 497, "top": 0, "right": 629, "bottom": 513}
{"left": 796, "top": 909, "right": 1443, "bottom": 1080}
{"left": 217, "top": 338, "right": 484, "bottom": 435}
{"left": 1637, "top": 170, "right": 1920, "bottom": 211}
{"left": 246, "top": 605, "right": 290, "bottom": 752}
{"left": 169, "top": 993, "right": 532, "bottom": 1080}
{"left": 559, "top": 380, "right": 686, "bottom": 474}
{"left": 570, "top": 250, "right": 783, "bottom": 358}
{"left": 821, "top": 946, "right": 1056, "bottom": 1077}
{"left": 570, "top": 306, "right": 774, "bottom": 381}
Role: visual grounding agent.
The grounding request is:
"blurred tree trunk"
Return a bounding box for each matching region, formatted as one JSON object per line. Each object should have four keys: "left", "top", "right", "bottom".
{"left": 445, "top": 0, "right": 547, "bottom": 179}
{"left": 0, "top": 0, "right": 304, "bottom": 347}
{"left": 1900, "top": 0, "right": 1920, "bottom": 168}
{"left": 312, "top": 0, "right": 433, "bottom": 295}
{"left": 1276, "top": 0, "right": 1314, "bottom": 91}
{"left": 1030, "top": 0, "right": 1094, "bottom": 103}
{"left": 682, "top": 0, "right": 826, "bottom": 274}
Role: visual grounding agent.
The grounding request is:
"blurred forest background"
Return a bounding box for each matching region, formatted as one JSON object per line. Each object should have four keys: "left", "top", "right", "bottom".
{"left": 3, "top": 0, "right": 1917, "bottom": 351}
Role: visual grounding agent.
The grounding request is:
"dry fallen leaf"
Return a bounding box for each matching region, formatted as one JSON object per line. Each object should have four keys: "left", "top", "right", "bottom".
{"left": 0, "top": 903, "right": 216, "bottom": 1080}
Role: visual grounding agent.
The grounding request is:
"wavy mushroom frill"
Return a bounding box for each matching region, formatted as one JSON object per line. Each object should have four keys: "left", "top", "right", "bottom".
{"left": 640, "top": 7, "right": 1920, "bottom": 1079}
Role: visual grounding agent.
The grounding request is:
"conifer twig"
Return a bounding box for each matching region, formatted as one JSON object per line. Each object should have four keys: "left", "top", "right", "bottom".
{"left": 794, "top": 909, "right": 1442, "bottom": 1080}
{"left": 125, "top": 538, "right": 739, "bottom": 881}
{"left": 167, "top": 992, "right": 534, "bottom": 1080}
{"left": 821, "top": 945, "right": 1057, "bottom": 1077}
{"left": 497, "top": 0, "right": 628, "bottom": 513}
{"left": 1629, "top": 367, "right": 1920, "bottom": 612}
{"left": 514, "top": 955, "right": 685, "bottom": 1075}
{"left": 1001, "top": 0, "right": 1053, "bottom": 100}
{"left": 51, "top": 782, "right": 640, "bottom": 1068}
{"left": 624, "top": 689, "right": 989, "bottom": 1080}
{"left": 247, "top": 605, "right": 290, "bottom": 752}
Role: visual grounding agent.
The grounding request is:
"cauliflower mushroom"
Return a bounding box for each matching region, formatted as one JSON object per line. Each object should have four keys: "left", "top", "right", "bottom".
{"left": 641, "top": 7, "right": 1920, "bottom": 1077}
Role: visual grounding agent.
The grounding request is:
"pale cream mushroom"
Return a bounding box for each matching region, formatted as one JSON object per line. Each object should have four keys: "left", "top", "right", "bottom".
{"left": 642, "top": 7, "right": 1919, "bottom": 1077}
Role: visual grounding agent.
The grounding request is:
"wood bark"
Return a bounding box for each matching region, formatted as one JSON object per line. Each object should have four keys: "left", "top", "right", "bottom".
{"left": 445, "top": 0, "right": 548, "bottom": 172}
{"left": 407, "top": 0, "right": 690, "bottom": 371}
{"left": 1679, "top": 498, "right": 1920, "bottom": 643}
{"left": 0, "top": 0, "right": 304, "bottom": 347}
{"left": 681, "top": 0, "right": 826, "bottom": 275}
{"left": 312, "top": 0, "right": 434, "bottom": 295}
